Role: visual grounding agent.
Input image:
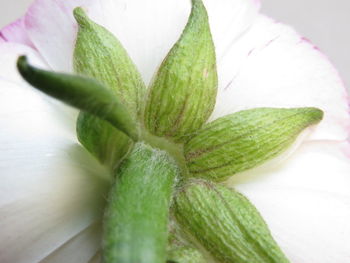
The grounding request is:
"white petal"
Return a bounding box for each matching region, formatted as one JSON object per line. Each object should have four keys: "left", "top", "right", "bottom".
{"left": 0, "top": 42, "right": 78, "bottom": 132}
{"left": 0, "top": 80, "right": 74, "bottom": 142}
{"left": 231, "top": 140, "right": 350, "bottom": 196}
{"left": 241, "top": 188, "right": 350, "bottom": 263}
{"left": 0, "top": 42, "right": 45, "bottom": 85}
{"left": 24, "top": 0, "right": 100, "bottom": 72}
{"left": 89, "top": 0, "right": 190, "bottom": 84}
{"left": 23, "top": 0, "right": 259, "bottom": 83}
{"left": 39, "top": 223, "right": 102, "bottom": 263}
{"left": 213, "top": 15, "right": 350, "bottom": 141}
{"left": 95, "top": 0, "right": 260, "bottom": 84}
{"left": 0, "top": 80, "right": 110, "bottom": 263}
{"left": 229, "top": 141, "right": 350, "bottom": 262}
{"left": 204, "top": 0, "right": 261, "bottom": 58}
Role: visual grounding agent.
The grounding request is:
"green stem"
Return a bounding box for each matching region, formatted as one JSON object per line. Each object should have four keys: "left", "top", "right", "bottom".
{"left": 17, "top": 56, "right": 138, "bottom": 141}
{"left": 103, "top": 142, "right": 179, "bottom": 263}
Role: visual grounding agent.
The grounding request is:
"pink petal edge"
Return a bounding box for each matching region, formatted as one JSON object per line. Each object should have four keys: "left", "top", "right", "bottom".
{"left": 309, "top": 42, "right": 350, "bottom": 139}
{"left": 299, "top": 36, "right": 350, "bottom": 130}
{"left": 22, "top": 0, "right": 105, "bottom": 72}
{"left": 0, "top": 18, "right": 35, "bottom": 48}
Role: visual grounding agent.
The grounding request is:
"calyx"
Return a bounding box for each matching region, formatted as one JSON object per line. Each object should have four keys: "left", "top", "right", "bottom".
{"left": 17, "top": 1, "right": 323, "bottom": 262}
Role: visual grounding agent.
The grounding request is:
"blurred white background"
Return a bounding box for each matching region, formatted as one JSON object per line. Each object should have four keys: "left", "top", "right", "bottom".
{"left": 0, "top": 0, "right": 349, "bottom": 88}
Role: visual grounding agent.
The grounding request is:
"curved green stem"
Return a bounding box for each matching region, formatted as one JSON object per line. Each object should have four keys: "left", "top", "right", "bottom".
{"left": 17, "top": 56, "right": 138, "bottom": 141}
{"left": 103, "top": 142, "right": 179, "bottom": 263}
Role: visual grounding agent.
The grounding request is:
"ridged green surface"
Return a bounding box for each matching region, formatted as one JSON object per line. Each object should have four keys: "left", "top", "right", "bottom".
{"left": 144, "top": 0, "right": 217, "bottom": 141}
{"left": 167, "top": 230, "right": 206, "bottom": 263}
{"left": 76, "top": 113, "right": 132, "bottom": 170}
{"left": 167, "top": 246, "right": 207, "bottom": 263}
{"left": 174, "top": 179, "right": 290, "bottom": 263}
{"left": 103, "top": 143, "right": 179, "bottom": 263}
{"left": 73, "top": 7, "right": 145, "bottom": 118}
{"left": 73, "top": 8, "right": 145, "bottom": 167}
{"left": 184, "top": 107, "right": 323, "bottom": 181}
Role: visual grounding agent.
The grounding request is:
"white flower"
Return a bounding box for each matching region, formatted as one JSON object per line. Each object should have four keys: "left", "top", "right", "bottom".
{"left": 0, "top": 0, "right": 349, "bottom": 262}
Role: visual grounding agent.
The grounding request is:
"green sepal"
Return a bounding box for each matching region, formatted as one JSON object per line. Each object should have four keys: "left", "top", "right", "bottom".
{"left": 184, "top": 107, "right": 323, "bottom": 181}
{"left": 167, "top": 229, "right": 206, "bottom": 263}
{"left": 73, "top": 7, "right": 145, "bottom": 118}
{"left": 167, "top": 246, "right": 206, "bottom": 263}
{"left": 73, "top": 7, "right": 145, "bottom": 166}
{"left": 17, "top": 56, "right": 138, "bottom": 141}
{"left": 76, "top": 113, "right": 132, "bottom": 170}
{"left": 103, "top": 143, "right": 179, "bottom": 263}
{"left": 144, "top": 0, "right": 217, "bottom": 141}
{"left": 173, "top": 179, "right": 290, "bottom": 263}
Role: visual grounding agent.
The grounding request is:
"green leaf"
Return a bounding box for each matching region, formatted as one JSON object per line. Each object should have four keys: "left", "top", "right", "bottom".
{"left": 173, "top": 179, "right": 290, "bottom": 263}
{"left": 103, "top": 143, "right": 179, "bottom": 263}
{"left": 73, "top": 7, "right": 145, "bottom": 118}
{"left": 17, "top": 56, "right": 138, "bottom": 141}
{"left": 73, "top": 7, "right": 146, "bottom": 167}
{"left": 184, "top": 107, "right": 323, "bottom": 181}
{"left": 144, "top": 0, "right": 217, "bottom": 141}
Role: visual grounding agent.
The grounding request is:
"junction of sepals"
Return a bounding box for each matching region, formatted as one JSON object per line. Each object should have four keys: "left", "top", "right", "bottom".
{"left": 17, "top": 0, "right": 323, "bottom": 262}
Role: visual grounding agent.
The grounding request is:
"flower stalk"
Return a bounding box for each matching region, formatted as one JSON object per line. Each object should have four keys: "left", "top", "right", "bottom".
{"left": 103, "top": 143, "right": 179, "bottom": 263}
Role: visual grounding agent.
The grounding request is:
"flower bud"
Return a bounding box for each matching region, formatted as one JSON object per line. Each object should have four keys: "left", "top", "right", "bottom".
{"left": 103, "top": 143, "right": 179, "bottom": 263}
